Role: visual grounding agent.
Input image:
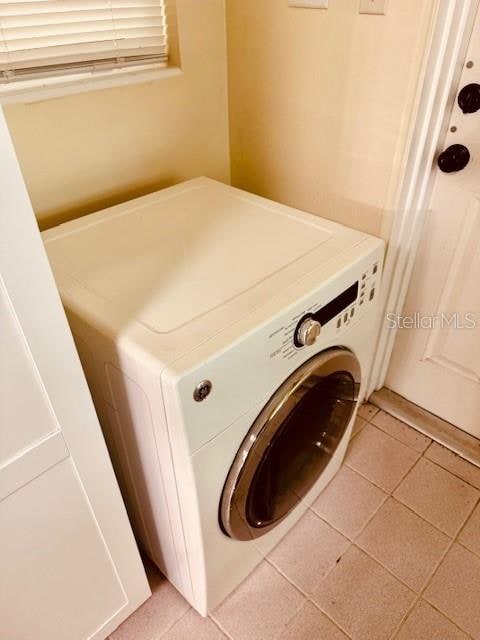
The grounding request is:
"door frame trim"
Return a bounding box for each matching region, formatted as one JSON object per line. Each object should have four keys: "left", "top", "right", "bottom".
{"left": 367, "top": 0, "right": 480, "bottom": 397}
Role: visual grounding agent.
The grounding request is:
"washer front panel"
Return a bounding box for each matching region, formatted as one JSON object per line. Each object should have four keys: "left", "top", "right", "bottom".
{"left": 165, "top": 243, "right": 383, "bottom": 455}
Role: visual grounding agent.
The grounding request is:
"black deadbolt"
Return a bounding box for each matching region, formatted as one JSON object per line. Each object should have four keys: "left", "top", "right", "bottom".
{"left": 437, "top": 144, "right": 470, "bottom": 173}
{"left": 458, "top": 83, "right": 480, "bottom": 114}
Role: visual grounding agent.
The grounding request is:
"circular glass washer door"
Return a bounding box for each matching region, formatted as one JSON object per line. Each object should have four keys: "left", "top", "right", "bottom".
{"left": 219, "top": 347, "right": 361, "bottom": 541}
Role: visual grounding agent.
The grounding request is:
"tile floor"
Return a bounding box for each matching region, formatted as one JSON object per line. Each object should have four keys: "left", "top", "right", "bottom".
{"left": 110, "top": 405, "right": 480, "bottom": 640}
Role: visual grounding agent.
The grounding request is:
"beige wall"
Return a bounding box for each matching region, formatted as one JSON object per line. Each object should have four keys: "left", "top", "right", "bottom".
{"left": 4, "top": 0, "right": 230, "bottom": 231}
{"left": 226, "top": 0, "right": 437, "bottom": 238}
{"left": 5, "top": 0, "right": 437, "bottom": 238}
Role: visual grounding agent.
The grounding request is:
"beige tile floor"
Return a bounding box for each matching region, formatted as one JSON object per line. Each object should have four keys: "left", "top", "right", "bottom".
{"left": 110, "top": 406, "right": 480, "bottom": 640}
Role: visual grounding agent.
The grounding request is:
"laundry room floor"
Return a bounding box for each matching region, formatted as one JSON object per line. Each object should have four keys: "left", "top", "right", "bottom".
{"left": 109, "top": 405, "right": 480, "bottom": 640}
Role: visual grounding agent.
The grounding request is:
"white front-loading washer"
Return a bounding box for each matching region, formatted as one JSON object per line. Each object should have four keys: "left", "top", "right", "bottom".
{"left": 43, "top": 178, "right": 384, "bottom": 616}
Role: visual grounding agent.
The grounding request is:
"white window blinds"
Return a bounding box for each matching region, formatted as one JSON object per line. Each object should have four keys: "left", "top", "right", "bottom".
{"left": 0, "top": 0, "right": 168, "bottom": 83}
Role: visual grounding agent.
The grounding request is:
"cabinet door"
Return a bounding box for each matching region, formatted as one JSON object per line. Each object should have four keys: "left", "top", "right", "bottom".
{"left": 0, "top": 109, "right": 150, "bottom": 640}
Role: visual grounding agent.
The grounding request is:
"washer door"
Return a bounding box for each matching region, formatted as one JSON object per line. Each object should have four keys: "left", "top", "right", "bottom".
{"left": 220, "top": 348, "right": 361, "bottom": 541}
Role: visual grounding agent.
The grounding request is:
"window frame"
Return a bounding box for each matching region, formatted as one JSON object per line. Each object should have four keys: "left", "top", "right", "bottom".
{"left": 0, "top": 0, "right": 181, "bottom": 104}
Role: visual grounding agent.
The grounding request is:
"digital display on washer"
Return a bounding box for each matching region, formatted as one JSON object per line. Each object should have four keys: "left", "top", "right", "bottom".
{"left": 294, "top": 282, "right": 359, "bottom": 347}
{"left": 316, "top": 282, "right": 359, "bottom": 326}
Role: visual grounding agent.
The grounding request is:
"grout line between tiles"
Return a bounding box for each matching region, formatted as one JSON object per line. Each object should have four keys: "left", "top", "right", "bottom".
{"left": 361, "top": 413, "right": 480, "bottom": 496}
{"left": 278, "top": 596, "right": 354, "bottom": 640}
{"left": 277, "top": 407, "right": 479, "bottom": 639}
{"left": 308, "top": 543, "right": 422, "bottom": 640}
{"left": 211, "top": 558, "right": 308, "bottom": 639}
{"left": 350, "top": 543, "right": 421, "bottom": 594}
{"left": 308, "top": 597, "right": 354, "bottom": 639}
{"left": 393, "top": 480, "right": 480, "bottom": 539}
{"left": 420, "top": 444, "right": 480, "bottom": 485}
{"left": 373, "top": 406, "right": 479, "bottom": 639}
{"left": 358, "top": 404, "right": 380, "bottom": 421}
{"left": 209, "top": 613, "right": 234, "bottom": 640}
{"left": 348, "top": 426, "right": 466, "bottom": 629}
{"left": 307, "top": 506, "right": 356, "bottom": 542}
{"left": 455, "top": 536, "right": 480, "bottom": 561}
{"left": 370, "top": 413, "right": 432, "bottom": 454}
{"left": 416, "top": 600, "right": 477, "bottom": 640}
{"left": 389, "top": 595, "right": 424, "bottom": 640}
{"left": 167, "top": 405, "right": 477, "bottom": 640}
{"left": 264, "top": 554, "right": 317, "bottom": 599}
{"left": 389, "top": 534, "right": 458, "bottom": 640}
{"left": 349, "top": 421, "right": 367, "bottom": 442}
{"left": 387, "top": 491, "right": 463, "bottom": 639}
{"left": 271, "top": 600, "right": 309, "bottom": 640}
{"left": 265, "top": 538, "right": 355, "bottom": 606}
{"left": 349, "top": 492, "right": 390, "bottom": 540}
{"left": 369, "top": 391, "right": 480, "bottom": 467}
{"left": 454, "top": 494, "right": 480, "bottom": 561}
{"left": 264, "top": 555, "right": 308, "bottom": 596}
{"left": 310, "top": 484, "right": 389, "bottom": 544}
{"left": 346, "top": 494, "right": 391, "bottom": 547}
{"left": 300, "top": 540, "right": 423, "bottom": 640}
{"left": 342, "top": 460, "right": 391, "bottom": 492}
{"left": 424, "top": 443, "right": 480, "bottom": 491}
{"left": 157, "top": 606, "right": 192, "bottom": 639}
{"left": 344, "top": 446, "right": 419, "bottom": 496}
{"left": 427, "top": 491, "right": 480, "bottom": 637}
{"left": 382, "top": 493, "right": 461, "bottom": 540}
{"left": 352, "top": 498, "right": 458, "bottom": 604}
{"left": 348, "top": 421, "right": 424, "bottom": 491}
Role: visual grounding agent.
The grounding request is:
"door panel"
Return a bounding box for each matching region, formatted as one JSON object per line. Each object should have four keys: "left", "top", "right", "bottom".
{"left": 387, "top": 8, "right": 480, "bottom": 437}
{"left": 1, "top": 460, "right": 127, "bottom": 640}
{"left": 0, "top": 108, "right": 150, "bottom": 640}
{"left": 0, "top": 282, "right": 60, "bottom": 462}
{"left": 423, "top": 194, "right": 480, "bottom": 382}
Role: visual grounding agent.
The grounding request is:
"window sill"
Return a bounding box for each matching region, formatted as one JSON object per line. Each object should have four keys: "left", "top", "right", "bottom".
{"left": 0, "top": 64, "right": 182, "bottom": 105}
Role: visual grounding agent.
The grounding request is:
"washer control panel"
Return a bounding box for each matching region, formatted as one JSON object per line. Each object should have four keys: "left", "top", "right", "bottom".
{"left": 293, "top": 280, "right": 359, "bottom": 348}
{"left": 268, "top": 260, "right": 380, "bottom": 360}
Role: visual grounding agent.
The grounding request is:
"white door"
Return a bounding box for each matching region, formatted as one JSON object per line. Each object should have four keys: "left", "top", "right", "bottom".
{"left": 386, "top": 7, "right": 480, "bottom": 438}
{"left": 0, "top": 108, "right": 150, "bottom": 639}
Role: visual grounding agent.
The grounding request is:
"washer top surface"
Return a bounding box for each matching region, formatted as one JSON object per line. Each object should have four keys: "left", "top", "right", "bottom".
{"left": 44, "top": 178, "right": 369, "bottom": 336}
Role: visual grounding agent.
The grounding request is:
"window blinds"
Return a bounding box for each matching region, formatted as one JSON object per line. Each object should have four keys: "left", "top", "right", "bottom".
{"left": 0, "top": 0, "right": 168, "bottom": 83}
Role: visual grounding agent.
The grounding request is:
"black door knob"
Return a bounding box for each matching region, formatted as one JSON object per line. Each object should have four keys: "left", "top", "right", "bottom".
{"left": 437, "top": 144, "right": 470, "bottom": 173}
{"left": 458, "top": 83, "right": 480, "bottom": 114}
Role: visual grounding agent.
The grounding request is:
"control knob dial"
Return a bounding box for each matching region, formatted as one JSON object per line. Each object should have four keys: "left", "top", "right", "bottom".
{"left": 296, "top": 317, "right": 321, "bottom": 347}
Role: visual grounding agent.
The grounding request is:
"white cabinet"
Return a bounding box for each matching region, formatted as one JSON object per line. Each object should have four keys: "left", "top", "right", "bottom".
{"left": 0, "top": 109, "right": 150, "bottom": 639}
